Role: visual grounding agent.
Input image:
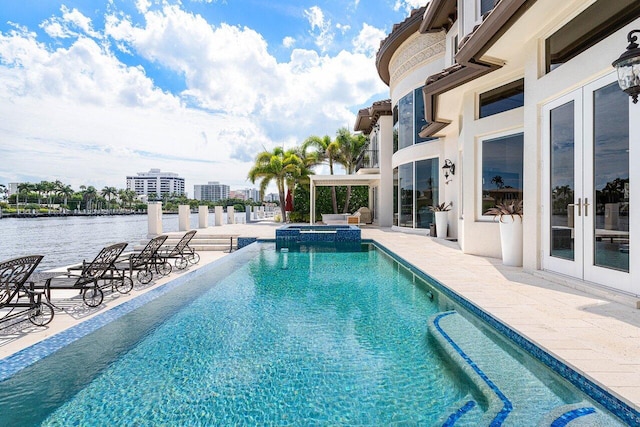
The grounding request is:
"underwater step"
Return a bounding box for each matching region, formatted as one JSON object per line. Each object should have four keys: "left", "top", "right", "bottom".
{"left": 428, "top": 311, "right": 625, "bottom": 426}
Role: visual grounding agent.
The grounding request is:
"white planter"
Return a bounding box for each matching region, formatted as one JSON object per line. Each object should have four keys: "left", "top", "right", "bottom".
{"left": 499, "top": 215, "right": 523, "bottom": 266}
{"left": 434, "top": 211, "right": 448, "bottom": 239}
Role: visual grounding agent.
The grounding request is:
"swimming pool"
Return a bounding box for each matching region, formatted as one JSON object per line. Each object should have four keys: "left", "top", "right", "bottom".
{"left": 0, "top": 242, "right": 632, "bottom": 425}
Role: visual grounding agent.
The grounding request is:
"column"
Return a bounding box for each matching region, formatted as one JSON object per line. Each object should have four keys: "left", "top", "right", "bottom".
{"left": 227, "top": 206, "right": 235, "bottom": 224}
{"left": 178, "top": 205, "right": 190, "bottom": 231}
{"left": 147, "top": 202, "right": 163, "bottom": 236}
{"left": 214, "top": 205, "right": 223, "bottom": 226}
{"left": 198, "top": 206, "right": 208, "bottom": 228}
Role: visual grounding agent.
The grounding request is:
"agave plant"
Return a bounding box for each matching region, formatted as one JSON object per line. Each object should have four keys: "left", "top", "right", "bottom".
{"left": 429, "top": 201, "right": 453, "bottom": 212}
{"left": 484, "top": 200, "right": 523, "bottom": 222}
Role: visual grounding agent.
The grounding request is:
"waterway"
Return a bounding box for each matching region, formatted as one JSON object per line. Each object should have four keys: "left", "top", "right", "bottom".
{"left": 0, "top": 213, "right": 230, "bottom": 271}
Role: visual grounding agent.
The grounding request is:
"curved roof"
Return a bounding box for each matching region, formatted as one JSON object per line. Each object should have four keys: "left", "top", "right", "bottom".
{"left": 375, "top": 7, "right": 426, "bottom": 86}
{"left": 354, "top": 99, "right": 392, "bottom": 134}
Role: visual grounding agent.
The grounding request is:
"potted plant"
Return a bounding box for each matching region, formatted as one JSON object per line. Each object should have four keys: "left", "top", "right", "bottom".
{"left": 429, "top": 202, "right": 452, "bottom": 239}
{"left": 485, "top": 200, "right": 523, "bottom": 266}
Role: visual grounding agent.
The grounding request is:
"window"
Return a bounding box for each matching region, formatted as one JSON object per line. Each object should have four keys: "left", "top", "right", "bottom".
{"left": 414, "top": 88, "right": 430, "bottom": 144}
{"left": 398, "top": 93, "right": 413, "bottom": 151}
{"left": 399, "top": 163, "right": 414, "bottom": 227}
{"left": 481, "top": 133, "right": 524, "bottom": 215}
{"left": 395, "top": 159, "right": 439, "bottom": 229}
{"left": 479, "top": 79, "right": 524, "bottom": 118}
{"left": 393, "top": 167, "right": 399, "bottom": 226}
{"left": 480, "top": 0, "right": 494, "bottom": 16}
{"left": 394, "top": 87, "right": 435, "bottom": 153}
{"left": 392, "top": 105, "right": 399, "bottom": 153}
{"left": 415, "top": 159, "right": 439, "bottom": 229}
{"left": 545, "top": 0, "right": 640, "bottom": 73}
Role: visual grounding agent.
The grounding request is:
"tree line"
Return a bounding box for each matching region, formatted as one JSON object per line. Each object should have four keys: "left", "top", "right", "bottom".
{"left": 248, "top": 127, "right": 369, "bottom": 222}
{"left": 0, "top": 180, "right": 264, "bottom": 214}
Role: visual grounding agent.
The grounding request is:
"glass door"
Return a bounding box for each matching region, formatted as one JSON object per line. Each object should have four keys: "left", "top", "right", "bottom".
{"left": 543, "top": 73, "right": 632, "bottom": 293}
{"left": 583, "top": 74, "right": 630, "bottom": 291}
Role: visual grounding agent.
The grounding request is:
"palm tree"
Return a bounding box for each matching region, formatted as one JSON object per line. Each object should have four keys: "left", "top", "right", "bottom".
{"left": 127, "top": 189, "right": 138, "bottom": 209}
{"left": 491, "top": 175, "right": 505, "bottom": 189}
{"left": 41, "top": 180, "right": 56, "bottom": 211}
{"left": 84, "top": 186, "right": 98, "bottom": 212}
{"left": 248, "top": 146, "right": 302, "bottom": 221}
{"left": 17, "top": 182, "right": 34, "bottom": 213}
{"left": 334, "top": 127, "right": 368, "bottom": 213}
{"left": 57, "top": 184, "right": 74, "bottom": 210}
{"left": 101, "top": 186, "right": 118, "bottom": 212}
{"left": 34, "top": 181, "right": 46, "bottom": 205}
{"left": 303, "top": 134, "right": 341, "bottom": 213}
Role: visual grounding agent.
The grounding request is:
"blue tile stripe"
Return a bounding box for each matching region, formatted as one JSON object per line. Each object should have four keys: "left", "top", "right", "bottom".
{"left": 433, "top": 312, "right": 512, "bottom": 426}
{"left": 372, "top": 241, "right": 640, "bottom": 426}
{"left": 550, "top": 407, "right": 596, "bottom": 426}
{"left": 442, "top": 400, "right": 476, "bottom": 427}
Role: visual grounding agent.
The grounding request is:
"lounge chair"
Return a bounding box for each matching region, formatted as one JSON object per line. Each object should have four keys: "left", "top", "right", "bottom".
{"left": 0, "top": 255, "right": 55, "bottom": 326}
{"left": 156, "top": 230, "right": 200, "bottom": 270}
{"left": 114, "top": 235, "right": 171, "bottom": 284}
{"left": 41, "top": 242, "right": 129, "bottom": 308}
{"left": 347, "top": 211, "right": 361, "bottom": 225}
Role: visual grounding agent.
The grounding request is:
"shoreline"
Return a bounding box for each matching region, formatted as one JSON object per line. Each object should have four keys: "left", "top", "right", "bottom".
{"left": 0, "top": 211, "right": 186, "bottom": 219}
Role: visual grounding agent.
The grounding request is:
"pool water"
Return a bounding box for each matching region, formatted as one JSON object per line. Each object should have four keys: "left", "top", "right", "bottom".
{"left": 0, "top": 243, "right": 628, "bottom": 425}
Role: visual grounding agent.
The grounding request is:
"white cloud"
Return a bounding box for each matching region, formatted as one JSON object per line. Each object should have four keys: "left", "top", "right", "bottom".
{"left": 352, "top": 23, "right": 387, "bottom": 57}
{"left": 393, "top": 0, "right": 426, "bottom": 13}
{"left": 282, "top": 36, "right": 295, "bottom": 48}
{"left": 0, "top": 3, "right": 389, "bottom": 191}
{"left": 303, "top": 6, "right": 334, "bottom": 52}
{"left": 40, "top": 5, "right": 102, "bottom": 40}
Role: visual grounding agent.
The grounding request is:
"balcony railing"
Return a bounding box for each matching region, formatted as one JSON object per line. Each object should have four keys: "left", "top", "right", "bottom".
{"left": 355, "top": 149, "right": 379, "bottom": 172}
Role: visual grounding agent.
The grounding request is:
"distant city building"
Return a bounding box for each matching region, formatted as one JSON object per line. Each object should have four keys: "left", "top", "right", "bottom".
{"left": 239, "top": 188, "right": 261, "bottom": 202}
{"left": 194, "top": 181, "right": 229, "bottom": 202}
{"left": 264, "top": 193, "right": 278, "bottom": 202}
{"left": 126, "top": 168, "right": 185, "bottom": 197}
{"left": 7, "top": 183, "right": 18, "bottom": 197}
{"left": 229, "top": 190, "right": 245, "bottom": 200}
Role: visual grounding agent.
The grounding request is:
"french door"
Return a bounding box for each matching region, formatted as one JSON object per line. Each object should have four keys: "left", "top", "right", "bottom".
{"left": 543, "top": 73, "right": 636, "bottom": 294}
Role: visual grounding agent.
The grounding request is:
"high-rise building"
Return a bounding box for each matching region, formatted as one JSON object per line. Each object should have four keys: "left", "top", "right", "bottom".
{"left": 194, "top": 181, "right": 230, "bottom": 202}
{"left": 126, "top": 169, "right": 185, "bottom": 197}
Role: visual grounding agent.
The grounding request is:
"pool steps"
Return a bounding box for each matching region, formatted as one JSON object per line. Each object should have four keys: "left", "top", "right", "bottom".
{"left": 429, "top": 311, "right": 620, "bottom": 426}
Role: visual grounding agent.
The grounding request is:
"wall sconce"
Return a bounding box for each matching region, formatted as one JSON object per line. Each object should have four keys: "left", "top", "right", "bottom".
{"left": 442, "top": 159, "right": 455, "bottom": 180}
{"left": 612, "top": 30, "right": 640, "bottom": 104}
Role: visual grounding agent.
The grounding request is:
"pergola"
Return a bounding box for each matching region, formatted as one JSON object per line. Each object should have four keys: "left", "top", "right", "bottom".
{"left": 308, "top": 173, "right": 381, "bottom": 224}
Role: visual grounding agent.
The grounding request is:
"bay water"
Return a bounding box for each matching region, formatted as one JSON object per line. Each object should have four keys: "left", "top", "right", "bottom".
{"left": 0, "top": 213, "right": 225, "bottom": 271}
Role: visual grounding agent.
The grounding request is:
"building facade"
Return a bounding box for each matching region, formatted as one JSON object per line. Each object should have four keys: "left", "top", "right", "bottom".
{"left": 126, "top": 168, "right": 185, "bottom": 197}
{"left": 365, "top": 1, "right": 639, "bottom": 298}
{"left": 194, "top": 181, "right": 230, "bottom": 202}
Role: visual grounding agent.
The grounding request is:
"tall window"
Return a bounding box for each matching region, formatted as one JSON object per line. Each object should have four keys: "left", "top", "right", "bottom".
{"left": 414, "top": 88, "right": 429, "bottom": 144}
{"left": 393, "top": 167, "right": 399, "bottom": 226}
{"left": 398, "top": 94, "right": 413, "bottom": 151}
{"left": 481, "top": 133, "right": 524, "bottom": 214}
{"left": 395, "top": 159, "right": 439, "bottom": 229}
{"left": 394, "top": 87, "right": 434, "bottom": 153}
{"left": 399, "top": 163, "right": 414, "bottom": 227}
{"left": 415, "top": 159, "right": 439, "bottom": 229}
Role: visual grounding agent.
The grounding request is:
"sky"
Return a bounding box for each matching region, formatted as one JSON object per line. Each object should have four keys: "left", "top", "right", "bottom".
{"left": 0, "top": 0, "right": 425, "bottom": 195}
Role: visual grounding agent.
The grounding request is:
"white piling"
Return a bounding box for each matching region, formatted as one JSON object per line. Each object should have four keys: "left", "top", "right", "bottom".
{"left": 214, "top": 205, "right": 223, "bottom": 226}
{"left": 198, "top": 206, "right": 208, "bottom": 228}
{"left": 178, "top": 205, "right": 190, "bottom": 231}
{"left": 147, "top": 202, "right": 163, "bottom": 236}
{"left": 227, "top": 206, "right": 235, "bottom": 224}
